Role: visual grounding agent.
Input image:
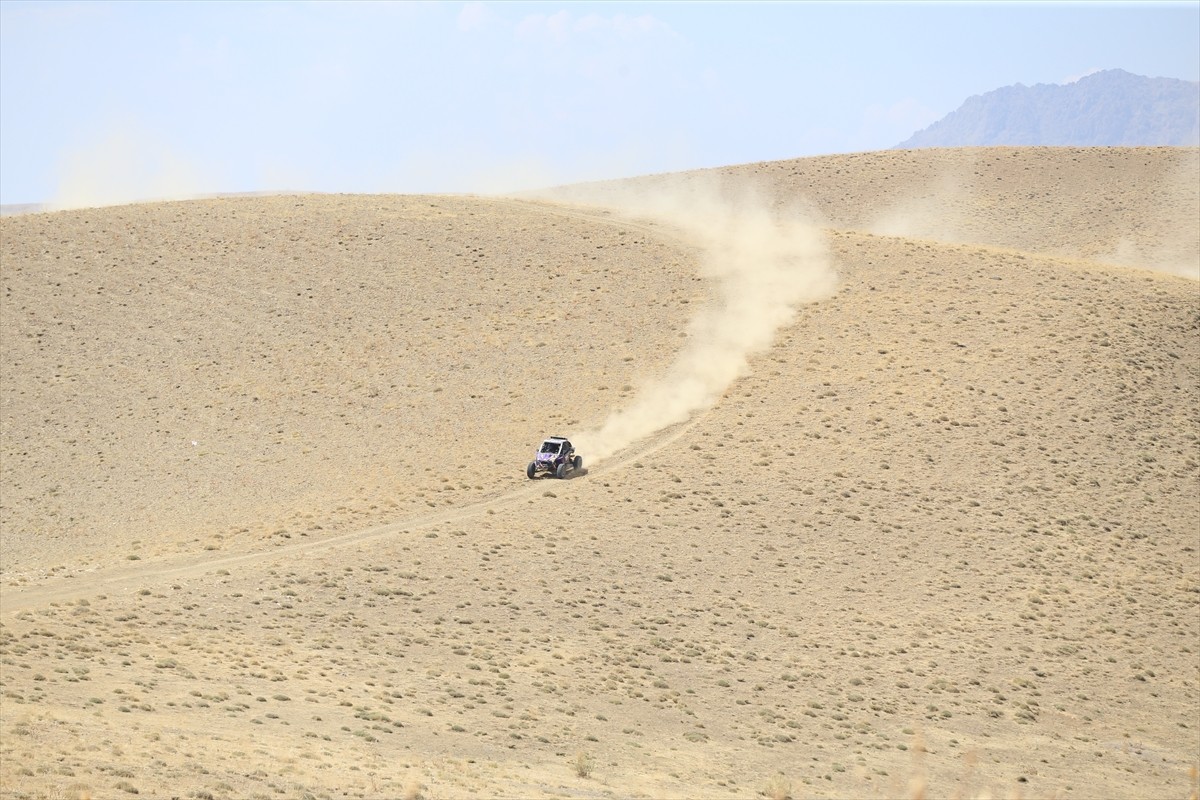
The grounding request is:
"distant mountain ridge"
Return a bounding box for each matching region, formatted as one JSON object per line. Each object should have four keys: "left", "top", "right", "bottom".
{"left": 897, "top": 69, "right": 1199, "bottom": 148}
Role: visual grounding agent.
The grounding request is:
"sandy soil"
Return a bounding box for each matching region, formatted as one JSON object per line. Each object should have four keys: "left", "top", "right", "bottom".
{"left": 1, "top": 147, "right": 1197, "bottom": 799}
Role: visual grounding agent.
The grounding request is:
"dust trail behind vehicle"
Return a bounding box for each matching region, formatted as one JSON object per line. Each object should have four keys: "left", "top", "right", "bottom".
{"left": 536, "top": 175, "right": 839, "bottom": 466}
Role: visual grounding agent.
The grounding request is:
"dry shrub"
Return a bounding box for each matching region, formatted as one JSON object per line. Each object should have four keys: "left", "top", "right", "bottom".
{"left": 765, "top": 773, "right": 793, "bottom": 800}
{"left": 574, "top": 750, "right": 595, "bottom": 779}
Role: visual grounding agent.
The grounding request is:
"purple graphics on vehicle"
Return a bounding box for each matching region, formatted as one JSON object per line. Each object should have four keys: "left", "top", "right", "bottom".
{"left": 527, "top": 436, "right": 582, "bottom": 479}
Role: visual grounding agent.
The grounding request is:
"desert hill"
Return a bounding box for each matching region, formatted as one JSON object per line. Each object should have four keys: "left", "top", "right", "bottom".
{"left": 1, "top": 147, "right": 1198, "bottom": 799}
{"left": 551, "top": 146, "right": 1199, "bottom": 278}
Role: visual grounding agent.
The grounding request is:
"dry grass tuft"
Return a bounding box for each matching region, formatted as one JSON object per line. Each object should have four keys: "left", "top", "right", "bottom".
{"left": 403, "top": 778, "right": 425, "bottom": 800}
{"left": 574, "top": 750, "right": 596, "bottom": 779}
{"left": 765, "top": 773, "right": 793, "bottom": 800}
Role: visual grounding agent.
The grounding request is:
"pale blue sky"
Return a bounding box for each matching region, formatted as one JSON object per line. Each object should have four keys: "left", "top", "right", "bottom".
{"left": 2, "top": 1, "right": 1197, "bottom": 206}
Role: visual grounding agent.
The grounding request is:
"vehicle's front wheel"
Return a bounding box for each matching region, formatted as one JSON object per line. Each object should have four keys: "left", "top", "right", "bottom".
{"left": 556, "top": 462, "right": 568, "bottom": 480}
{"left": 527, "top": 462, "right": 537, "bottom": 480}
{"left": 573, "top": 455, "right": 582, "bottom": 471}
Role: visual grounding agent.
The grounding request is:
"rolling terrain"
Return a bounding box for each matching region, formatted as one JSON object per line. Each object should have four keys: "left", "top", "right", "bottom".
{"left": 1, "top": 147, "right": 1198, "bottom": 799}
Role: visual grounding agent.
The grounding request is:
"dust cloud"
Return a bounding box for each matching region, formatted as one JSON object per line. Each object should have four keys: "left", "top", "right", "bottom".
{"left": 51, "top": 125, "right": 215, "bottom": 211}
{"left": 541, "top": 176, "right": 838, "bottom": 465}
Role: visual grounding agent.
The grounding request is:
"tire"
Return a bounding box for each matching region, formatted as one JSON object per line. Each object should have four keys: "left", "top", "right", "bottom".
{"left": 527, "top": 462, "right": 537, "bottom": 480}
{"left": 573, "top": 455, "right": 582, "bottom": 471}
{"left": 556, "top": 462, "right": 568, "bottom": 480}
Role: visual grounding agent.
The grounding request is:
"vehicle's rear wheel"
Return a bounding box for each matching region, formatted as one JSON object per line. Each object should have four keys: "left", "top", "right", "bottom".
{"left": 527, "top": 462, "right": 537, "bottom": 480}
{"left": 556, "top": 463, "right": 568, "bottom": 480}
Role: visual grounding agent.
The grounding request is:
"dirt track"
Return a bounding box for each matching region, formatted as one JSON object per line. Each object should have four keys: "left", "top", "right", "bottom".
{"left": 1, "top": 414, "right": 699, "bottom": 615}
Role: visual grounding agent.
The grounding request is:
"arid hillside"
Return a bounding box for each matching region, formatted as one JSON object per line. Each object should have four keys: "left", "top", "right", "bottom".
{"left": 2, "top": 147, "right": 1198, "bottom": 800}
{"left": 550, "top": 146, "right": 1200, "bottom": 278}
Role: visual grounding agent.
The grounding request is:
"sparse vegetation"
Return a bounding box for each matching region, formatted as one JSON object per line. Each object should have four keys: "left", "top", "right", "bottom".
{"left": 0, "top": 150, "right": 1196, "bottom": 800}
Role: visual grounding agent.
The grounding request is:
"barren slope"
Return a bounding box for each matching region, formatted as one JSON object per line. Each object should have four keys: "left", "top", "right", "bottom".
{"left": 1, "top": 148, "right": 1198, "bottom": 800}
{"left": 1, "top": 195, "right": 703, "bottom": 574}
{"left": 557, "top": 146, "right": 1200, "bottom": 278}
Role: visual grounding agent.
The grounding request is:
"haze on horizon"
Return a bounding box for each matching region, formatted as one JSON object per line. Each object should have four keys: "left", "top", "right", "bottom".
{"left": 1, "top": 0, "right": 1198, "bottom": 208}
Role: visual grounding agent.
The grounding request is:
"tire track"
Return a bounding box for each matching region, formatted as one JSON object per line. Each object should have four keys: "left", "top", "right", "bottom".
{"left": 1, "top": 414, "right": 702, "bottom": 614}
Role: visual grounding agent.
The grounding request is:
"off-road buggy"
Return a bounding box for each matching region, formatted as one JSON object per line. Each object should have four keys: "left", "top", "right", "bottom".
{"left": 527, "top": 436, "right": 583, "bottom": 479}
